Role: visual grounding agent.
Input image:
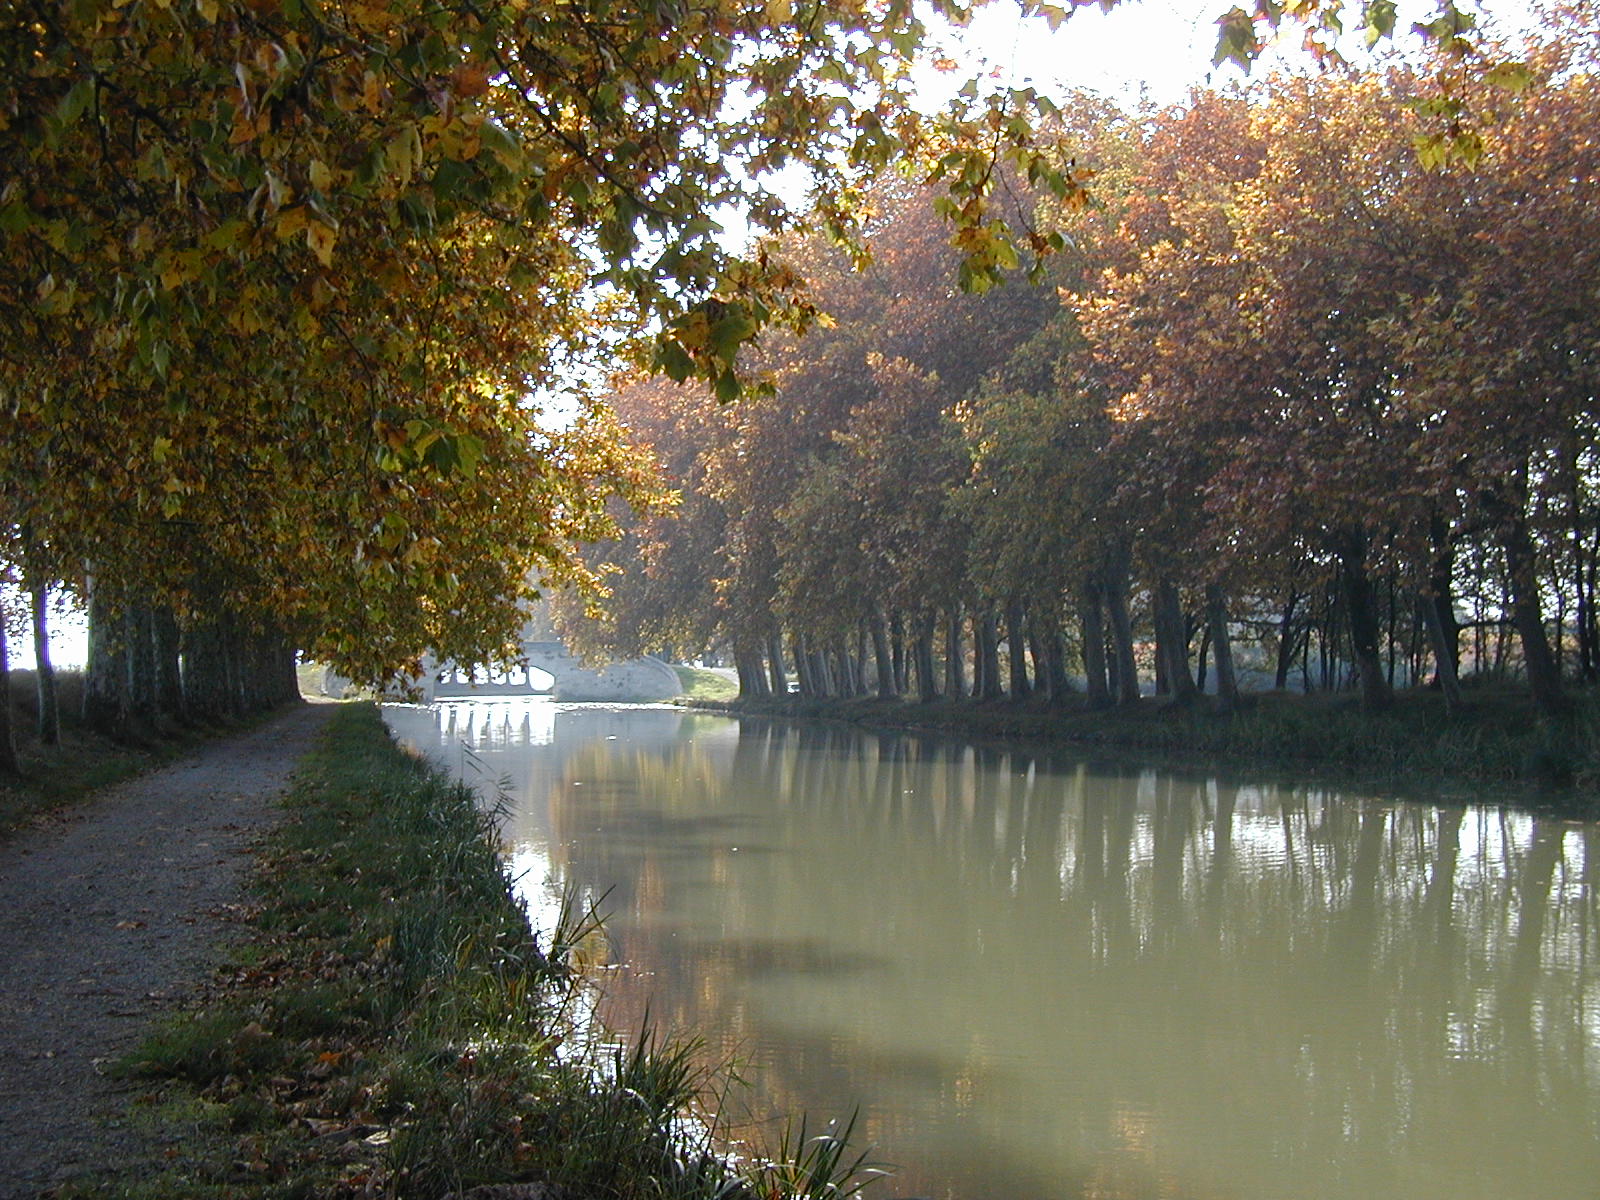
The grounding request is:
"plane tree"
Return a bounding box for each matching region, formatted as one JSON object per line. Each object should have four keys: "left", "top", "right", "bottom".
{"left": 1, "top": 0, "right": 1093, "bottom": 715}
{"left": 1388, "top": 43, "right": 1600, "bottom": 715}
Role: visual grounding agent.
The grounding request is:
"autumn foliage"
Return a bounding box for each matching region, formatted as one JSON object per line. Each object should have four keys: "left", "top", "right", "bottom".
{"left": 581, "top": 18, "right": 1600, "bottom": 722}
{"left": 0, "top": 0, "right": 1098, "bottom": 741}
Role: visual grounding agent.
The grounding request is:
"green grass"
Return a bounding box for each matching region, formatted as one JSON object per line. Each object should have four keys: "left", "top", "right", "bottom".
{"left": 79, "top": 702, "right": 882, "bottom": 1200}
{"left": 673, "top": 664, "right": 739, "bottom": 701}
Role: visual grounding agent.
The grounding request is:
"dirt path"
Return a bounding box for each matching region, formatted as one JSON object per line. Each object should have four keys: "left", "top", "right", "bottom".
{"left": 0, "top": 702, "right": 338, "bottom": 1199}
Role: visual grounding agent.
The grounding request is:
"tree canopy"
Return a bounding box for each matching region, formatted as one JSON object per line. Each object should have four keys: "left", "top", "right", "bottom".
{"left": 1, "top": 0, "right": 1104, "bottom": 725}
{"left": 574, "top": 12, "right": 1600, "bottom": 720}
{"left": 0, "top": 0, "right": 1545, "bottom": 747}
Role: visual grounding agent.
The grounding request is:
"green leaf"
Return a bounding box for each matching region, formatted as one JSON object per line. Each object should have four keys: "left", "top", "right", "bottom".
{"left": 451, "top": 433, "right": 484, "bottom": 478}
{"left": 709, "top": 309, "right": 758, "bottom": 364}
{"left": 55, "top": 76, "right": 96, "bottom": 127}
{"left": 656, "top": 338, "right": 695, "bottom": 382}
{"left": 1363, "top": 0, "right": 1397, "bottom": 46}
{"left": 1213, "top": 8, "right": 1259, "bottom": 68}
{"left": 1483, "top": 61, "right": 1535, "bottom": 92}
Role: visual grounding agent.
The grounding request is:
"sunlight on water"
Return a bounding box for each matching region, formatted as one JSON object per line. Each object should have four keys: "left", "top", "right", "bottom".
{"left": 383, "top": 701, "right": 1600, "bottom": 1200}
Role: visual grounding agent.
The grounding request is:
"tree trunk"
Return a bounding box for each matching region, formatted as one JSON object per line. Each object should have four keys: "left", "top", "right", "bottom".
{"left": 1105, "top": 546, "right": 1140, "bottom": 707}
{"left": 832, "top": 640, "right": 855, "bottom": 698}
{"left": 182, "top": 617, "right": 232, "bottom": 722}
{"left": 812, "top": 647, "right": 835, "bottom": 698}
{"left": 83, "top": 581, "right": 131, "bottom": 739}
{"left": 766, "top": 633, "right": 788, "bottom": 696}
{"left": 272, "top": 639, "right": 300, "bottom": 705}
{"left": 1419, "top": 595, "right": 1463, "bottom": 715}
{"left": 751, "top": 641, "right": 773, "bottom": 698}
{"left": 0, "top": 617, "right": 20, "bottom": 775}
{"left": 269, "top": 636, "right": 296, "bottom": 707}
{"left": 1335, "top": 531, "right": 1394, "bottom": 713}
{"left": 1039, "top": 614, "right": 1070, "bottom": 704}
{"left": 944, "top": 605, "right": 967, "bottom": 699}
{"left": 1579, "top": 520, "right": 1600, "bottom": 683}
{"left": 1005, "top": 599, "right": 1031, "bottom": 699}
{"left": 1426, "top": 514, "right": 1463, "bottom": 684}
{"left": 1274, "top": 589, "right": 1300, "bottom": 690}
{"left": 1502, "top": 510, "right": 1567, "bottom": 716}
{"left": 734, "top": 642, "right": 765, "bottom": 697}
{"left": 977, "top": 608, "right": 1003, "bottom": 700}
{"left": 222, "top": 620, "right": 248, "bottom": 717}
{"left": 154, "top": 608, "right": 187, "bottom": 723}
{"left": 1080, "top": 577, "right": 1110, "bottom": 709}
{"left": 734, "top": 651, "right": 756, "bottom": 697}
{"left": 125, "top": 604, "right": 160, "bottom": 730}
{"left": 887, "top": 612, "right": 906, "bottom": 695}
{"left": 29, "top": 583, "right": 59, "bottom": 746}
{"left": 1154, "top": 577, "right": 1197, "bottom": 704}
{"left": 792, "top": 636, "right": 814, "bottom": 698}
{"left": 914, "top": 612, "right": 939, "bottom": 703}
{"left": 1205, "top": 583, "right": 1240, "bottom": 712}
{"left": 871, "top": 606, "right": 898, "bottom": 699}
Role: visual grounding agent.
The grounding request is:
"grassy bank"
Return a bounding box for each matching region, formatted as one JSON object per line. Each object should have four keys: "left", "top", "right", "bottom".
{"left": 672, "top": 665, "right": 739, "bottom": 702}
{"left": 689, "top": 685, "right": 1600, "bottom": 807}
{"left": 84, "top": 703, "right": 874, "bottom": 1200}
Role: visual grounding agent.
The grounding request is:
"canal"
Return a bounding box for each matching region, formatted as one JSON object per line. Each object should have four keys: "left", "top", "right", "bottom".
{"left": 383, "top": 698, "right": 1600, "bottom": 1200}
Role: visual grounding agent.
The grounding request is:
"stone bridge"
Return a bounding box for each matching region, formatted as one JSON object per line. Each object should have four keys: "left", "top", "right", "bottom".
{"left": 425, "top": 641, "right": 682, "bottom": 703}
{"left": 325, "top": 639, "right": 683, "bottom": 704}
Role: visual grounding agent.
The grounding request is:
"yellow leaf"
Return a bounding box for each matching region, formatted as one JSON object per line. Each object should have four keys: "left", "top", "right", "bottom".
{"left": 275, "top": 206, "right": 308, "bottom": 240}
{"left": 306, "top": 220, "right": 337, "bottom": 267}
{"left": 387, "top": 127, "right": 416, "bottom": 185}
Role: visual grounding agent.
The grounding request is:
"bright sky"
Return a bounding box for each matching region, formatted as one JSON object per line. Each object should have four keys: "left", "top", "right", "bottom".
{"left": 2, "top": 584, "right": 86, "bottom": 669}
{"left": 919, "top": 0, "right": 1543, "bottom": 109}
{"left": 919, "top": 0, "right": 1236, "bottom": 108}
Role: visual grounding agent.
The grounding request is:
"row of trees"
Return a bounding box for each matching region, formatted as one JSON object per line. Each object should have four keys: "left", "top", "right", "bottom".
{"left": 0, "top": 0, "right": 1114, "bottom": 765}
{"left": 574, "top": 13, "right": 1600, "bottom": 719}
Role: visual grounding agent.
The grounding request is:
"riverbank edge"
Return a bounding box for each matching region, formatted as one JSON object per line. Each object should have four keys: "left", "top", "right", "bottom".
{"left": 683, "top": 687, "right": 1600, "bottom": 812}
{"left": 76, "top": 702, "right": 869, "bottom": 1200}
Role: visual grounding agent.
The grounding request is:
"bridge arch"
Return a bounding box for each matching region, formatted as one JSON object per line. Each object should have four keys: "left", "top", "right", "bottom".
{"left": 416, "top": 635, "right": 681, "bottom": 703}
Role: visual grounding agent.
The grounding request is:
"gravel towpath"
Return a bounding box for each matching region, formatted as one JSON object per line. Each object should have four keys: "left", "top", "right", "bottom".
{"left": 0, "top": 702, "right": 339, "bottom": 1199}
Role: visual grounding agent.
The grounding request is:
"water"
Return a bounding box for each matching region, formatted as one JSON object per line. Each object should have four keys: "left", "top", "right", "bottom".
{"left": 383, "top": 698, "right": 1600, "bottom": 1200}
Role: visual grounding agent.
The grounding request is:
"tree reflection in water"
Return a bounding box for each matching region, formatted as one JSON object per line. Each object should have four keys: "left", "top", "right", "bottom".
{"left": 383, "top": 702, "right": 1600, "bottom": 1200}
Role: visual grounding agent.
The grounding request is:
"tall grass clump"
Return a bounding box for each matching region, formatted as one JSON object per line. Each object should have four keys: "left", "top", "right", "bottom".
{"left": 106, "top": 702, "right": 884, "bottom": 1200}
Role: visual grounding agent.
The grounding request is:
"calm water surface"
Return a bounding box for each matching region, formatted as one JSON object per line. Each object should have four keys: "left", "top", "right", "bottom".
{"left": 383, "top": 699, "right": 1600, "bottom": 1200}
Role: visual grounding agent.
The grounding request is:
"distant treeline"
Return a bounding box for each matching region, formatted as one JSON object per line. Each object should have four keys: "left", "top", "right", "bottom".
{"left": 570, "top": 20, "right": 1600, "bottom": 720}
